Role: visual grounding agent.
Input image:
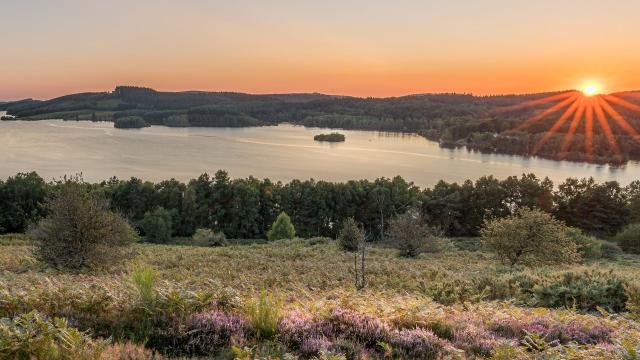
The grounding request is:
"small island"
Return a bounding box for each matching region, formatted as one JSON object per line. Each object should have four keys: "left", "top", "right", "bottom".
{"left": 1, "top": 115, "right": 16, "bottom": 120}
{"left": 113, "top": 116, "right": 150, "bottom": 129}
{"left": 313, "top": 132, "right": 345, "bottom": 142}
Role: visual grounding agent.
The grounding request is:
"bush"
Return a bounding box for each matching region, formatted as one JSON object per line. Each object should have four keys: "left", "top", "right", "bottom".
{"left": 32, "top": 180, "right": 136, "bottom": 270}
{"left": 615, "top": 223, "right": 640, "bottom": 254}
{"left": 388, "top": 328, "right": 446, "bottom": 359}
{"left": 0, "top": 311, "right": 107, "bottom": 359}
{"left": 600, "top": 241, "right": 623, "bottom": 260}
{"left": 337, "top": 218, "right": 363, "bottom": 252}
{"left": 625, "top": 281, "right": 640, "bottom": 317}
{"left": 569, "top": 228, "right": 602, "bottom": 261}
{"left": 0, "top": 172, "right": 48, "bottom": 234}
{"left": 267, "top": 212, "right": 296, "bottom": 241}
{"left": 187, "top": 311, "right": 250, "bottom": 354}
{"left": 192, "top": 228, "right": 228, "bottom": 247}
{"left": 481, "top": 208, "right": 579, "bottom": 267}
{"left": 532, "top": 271, "right": 628, "bottom": 312}
{"left": 388, "top": 210, "right": 445, "bottom": 258}
{"left": 140, "top": 207, "right": 173, "bottom": 244}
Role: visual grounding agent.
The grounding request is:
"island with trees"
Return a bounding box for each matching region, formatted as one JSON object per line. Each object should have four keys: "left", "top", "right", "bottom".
{"left": 313, "top": 132, "right": 345, "bottom": 142}
{"left": 113, "top": 116, "right": 150, "bottom": 129}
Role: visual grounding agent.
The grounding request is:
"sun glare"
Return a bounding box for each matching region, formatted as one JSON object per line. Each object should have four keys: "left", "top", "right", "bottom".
{"left": 499, "top": 85, "right": 640, "bottom": 163}
{"left": 582, "top": 84, "right": 599, "bottom": 96}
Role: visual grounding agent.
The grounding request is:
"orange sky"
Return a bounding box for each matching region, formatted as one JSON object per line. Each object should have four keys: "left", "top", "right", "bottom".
{"left": 2, "top": 0, "right": 640, "bottom": 100}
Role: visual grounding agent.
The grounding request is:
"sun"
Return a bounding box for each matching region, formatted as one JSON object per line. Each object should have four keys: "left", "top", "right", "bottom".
{"left": 582, "top": 84, "right": 600, "bottom": 96}
{"left": 496, "top": 85, "right": 640, "bottom": 164}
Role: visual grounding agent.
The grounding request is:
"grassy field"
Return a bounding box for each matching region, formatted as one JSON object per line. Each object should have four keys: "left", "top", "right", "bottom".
{"left": 2, "top": 235, "right": 640, "bottom": 359}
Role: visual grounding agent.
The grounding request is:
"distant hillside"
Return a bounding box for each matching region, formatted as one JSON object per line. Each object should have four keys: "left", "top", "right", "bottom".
{"left": 2, "top": 86, "right": 640, "bottom": 164}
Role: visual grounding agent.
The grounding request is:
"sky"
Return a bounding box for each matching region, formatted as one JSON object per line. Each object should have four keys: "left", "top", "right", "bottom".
{"left": 2, "top": 0, "right": 640, "bottom": 100}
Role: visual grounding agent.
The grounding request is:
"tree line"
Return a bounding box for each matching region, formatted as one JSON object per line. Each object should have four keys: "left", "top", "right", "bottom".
{"left": 0, "top": 171, "right": 637, "bottom": 240}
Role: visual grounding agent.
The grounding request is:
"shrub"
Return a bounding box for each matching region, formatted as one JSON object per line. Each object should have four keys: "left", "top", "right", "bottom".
{"left": 278, "top": 311, "right": 323, "bottom": 348}
{"left": 32, "top": 180, "right": 136, "bottom": 270}
{"left": 481, "top": 208, "right": 579, "bottom": 267}
{"left": 101, "top": 341, "right": 167, "bottom": 359}
{"left": 625, "top": 281, "right": 640, "bottom": 317}
{"left": 569, "top": 228, "right": 602, "bottom": 261}
{"left": 140, "top": 207, "right": 173, "bottom": 244}
{"left": 0, "top": 172, "right": 48, "bottom": 234}
{"left": 0, "top": 311, "right": 107, "bottom": 359}
{"left": 600, "top": 241, "right": 623, "bottom": 260}
{"left": 452, "top": 324, "right": 500, "bottom": 357}
{"left": 247, "top": 291, "right": 282, "bottom": 340}
{"left": 337, "top": 218, "right": 363, "bottom": 252}
{"left": 615, "top": 223, "right": 640, "bottom": 254}
{"left": 192, "top": 228, "right": 227, "bottom": 247}
{"left": 388, "top": 328, "right": 447, "bottom": 359}
{"left": 388, "top": 210, "right": 446, "bottom": 258}
{"left": 187, "top": 311, "right": 250, "bottom": 354}
{"left": 327, "top": 308, "right": 390, "bottom": 346}
{"left": 267, "top": 212, "right": 296, "bottom": 241}
{"left": 532, "top": 271, "right": 628, "bottom": 312}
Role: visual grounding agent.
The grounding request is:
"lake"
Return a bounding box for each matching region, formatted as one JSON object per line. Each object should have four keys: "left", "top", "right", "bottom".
{"left": 0, "top": 117, "right": 638, "bottom": 187}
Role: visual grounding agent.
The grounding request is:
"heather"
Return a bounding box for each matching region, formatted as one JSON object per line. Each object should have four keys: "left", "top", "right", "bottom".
{"left": 2, "top": 235, "right": 640, "bottom": 358}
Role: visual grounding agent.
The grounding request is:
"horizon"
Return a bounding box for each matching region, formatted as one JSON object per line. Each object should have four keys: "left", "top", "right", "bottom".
{"left": 3, "top": 1, "right": 640, "bottom": 100}
{"left": 3, "top": 85, "right": 635, "bottom": 103}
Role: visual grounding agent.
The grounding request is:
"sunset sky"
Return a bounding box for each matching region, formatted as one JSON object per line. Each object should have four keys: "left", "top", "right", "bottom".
{"left": 2, "top": 0, "right": 640, "bottom": 100}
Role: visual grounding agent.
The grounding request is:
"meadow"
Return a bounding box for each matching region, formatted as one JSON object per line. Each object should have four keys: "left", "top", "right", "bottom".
{"left": 2, "top": 234, "right": 640, "bottom": 359}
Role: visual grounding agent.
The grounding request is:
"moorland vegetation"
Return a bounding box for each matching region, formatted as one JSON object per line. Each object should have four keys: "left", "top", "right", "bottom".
{"left": 1, "top": 171, "right": 640, "bottom": 358}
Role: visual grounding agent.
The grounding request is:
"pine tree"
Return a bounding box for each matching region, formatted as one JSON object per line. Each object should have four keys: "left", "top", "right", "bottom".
{"left": 267, "top": 212, "right": 296, "bottom": 241}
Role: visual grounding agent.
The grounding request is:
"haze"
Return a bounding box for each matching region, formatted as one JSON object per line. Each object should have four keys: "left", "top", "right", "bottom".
{"left": 2, "top": 0, "right": 640, "bottom": 100}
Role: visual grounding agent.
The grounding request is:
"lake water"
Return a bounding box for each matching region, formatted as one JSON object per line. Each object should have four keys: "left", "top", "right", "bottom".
{"left": 0, "top": 117, "right": 638, "bottom": 187}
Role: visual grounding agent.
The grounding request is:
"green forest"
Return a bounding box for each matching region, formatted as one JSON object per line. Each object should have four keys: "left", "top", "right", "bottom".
{"left": 1, "top": 171, "right": 637, "bottom": 242}
{"left": 2, "top": 86, "right": 640, "bottom": 164}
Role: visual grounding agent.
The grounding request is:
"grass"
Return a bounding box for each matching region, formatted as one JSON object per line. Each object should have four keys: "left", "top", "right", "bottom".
{"left": 2, "top": 234, "right": 640, "bottom": 358}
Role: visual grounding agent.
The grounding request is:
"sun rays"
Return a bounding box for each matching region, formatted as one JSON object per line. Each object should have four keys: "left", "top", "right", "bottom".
{"left": 500, "top": 89, "right": 640, "bottom": 163}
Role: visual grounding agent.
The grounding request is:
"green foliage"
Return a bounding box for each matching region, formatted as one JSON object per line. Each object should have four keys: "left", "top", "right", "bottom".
{"left": 247, "top": 291, "right": 281, "bottom": 340}
{"left": 0, "top": 172, "right": 48, "bottom": 234}
{"left": 162, "top": 114, "right": 189, "bottom": 127}
{"left": 132, "top": 266, "right": 157, "bottom": 306}
{"left": 554, "top": 178, "right": 629, "bottom": 237}
{"left": 140, "top": 207, "right": 173, "bottom": 244}
{"left": 0, "top": 311, "right": 107, "bottom": 360}
{"left": 192, "top": 228, "right": 228, "bottom": 247}
{"left": 113, "top": 116, "right": 150, "bottom": 129}
{"left": 32, "top": 179, "right": 136, "bottom": 270}
{"left": 2, "top": 171, "right": 639, "bottom": 247}
{"left": 313, "top": 133, "right": 346, "bottom": 142}
{"left": 615, "top": 223, "right": 640, "bottom": 254}
{"left": 532, "top": 271, "right": 628, "bottom": 312}
{"left": 388, "top": 210, "right": 447, "bottom": 257}
{"left": 600, "top": 240, "right": 623, "bottom": 260}
{"left": 481, "top": 208, "right": 580, "bottom": 267}
{"left": 625, "top": 281, "right": 640, "bottom": 318}
{"left": 267, "top": 212, "right": 296, "bottom": 241}
{"left": 569, "top": 228, "right": 603, "bottom": 261}
{"left": 338, "top": 217, "right": 363, "bottom": 252}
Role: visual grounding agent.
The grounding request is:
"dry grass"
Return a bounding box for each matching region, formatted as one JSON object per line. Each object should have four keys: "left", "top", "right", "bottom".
{"left": 2, "top": 235, "right": 640, "bottom": 359}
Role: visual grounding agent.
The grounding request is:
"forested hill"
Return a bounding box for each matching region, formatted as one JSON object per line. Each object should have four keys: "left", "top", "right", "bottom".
{"left": 2, "top": 86, "right": 640, "bottom": 164}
